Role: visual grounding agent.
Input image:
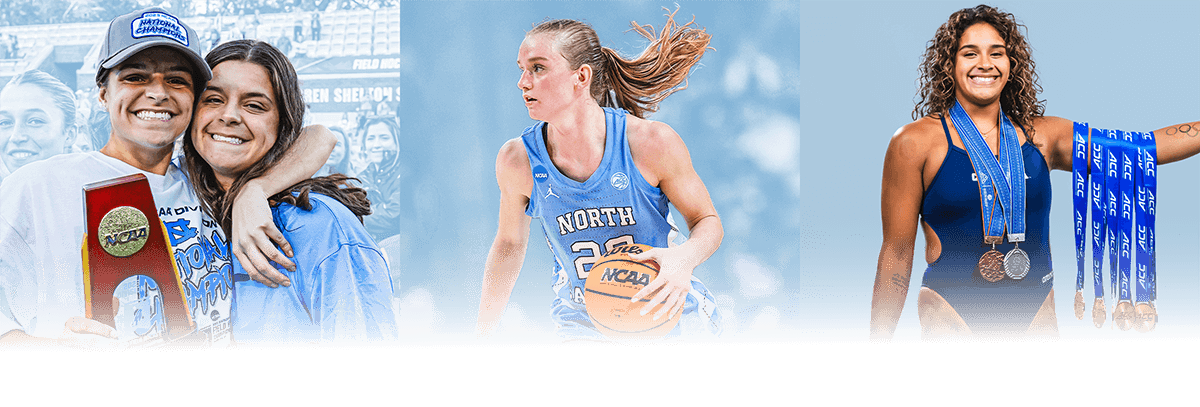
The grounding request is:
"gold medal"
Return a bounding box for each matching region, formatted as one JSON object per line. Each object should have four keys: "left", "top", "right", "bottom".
{"left": 1133, "top": 302, "right": 1157, "bottom": 333}
{"left": 1073, "top": 291, "right": 1085, "bottom": 321}
{"left": 978, "top": 248, "right": 1005, "bottom": 283}
{"left": 1113, "top": 301, "right": 1135, "bottom": 331}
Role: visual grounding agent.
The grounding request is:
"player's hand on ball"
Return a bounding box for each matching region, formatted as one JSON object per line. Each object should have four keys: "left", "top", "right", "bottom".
{"left": 232, "top": 182, "right": 295, "bottom": 288}
{"left": 57, "top": 316, "right": 118, "bottom": 349}
{"left": 628, "top": 247, "right": 691, "bottom": 321}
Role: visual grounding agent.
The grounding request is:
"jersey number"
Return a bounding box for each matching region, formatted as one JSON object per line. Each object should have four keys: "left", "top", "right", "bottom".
{"left": 570, "top": 235, "right": 635, "bottom": 280}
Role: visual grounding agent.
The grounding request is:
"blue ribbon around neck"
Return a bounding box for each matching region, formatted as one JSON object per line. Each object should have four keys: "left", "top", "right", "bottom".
{"left": 948, "top": 101, "right": 1026, "bottom": 246}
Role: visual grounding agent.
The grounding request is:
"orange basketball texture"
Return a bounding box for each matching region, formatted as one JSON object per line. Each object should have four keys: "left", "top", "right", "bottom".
{"left": 583, "top": 244, "right": 682, "bottom": 338}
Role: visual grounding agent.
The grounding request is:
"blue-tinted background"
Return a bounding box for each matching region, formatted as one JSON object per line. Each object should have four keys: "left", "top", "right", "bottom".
{"left": 396, "top": 0, "right": 1199, "bottom": 341}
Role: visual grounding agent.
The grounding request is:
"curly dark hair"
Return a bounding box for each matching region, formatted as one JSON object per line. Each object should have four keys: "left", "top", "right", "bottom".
{"left": 913, "top": 5, "right": 1044, "bottom": 142}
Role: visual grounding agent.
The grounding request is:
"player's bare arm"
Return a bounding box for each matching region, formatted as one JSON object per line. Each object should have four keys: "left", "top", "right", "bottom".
{"left": 477, "top": 138, "right": 534, "bottom": 336}
{"left": 1034, "top": 116, "right": 1200, "bottom": 172}
{"left": 871, "top": 121, "right": 936, "bottom": 341}
{"left": 231, "top": 124, "right": 335, "bottom": 288}
{"left": 625, "top": 118, "right": 722, "bottom": 319}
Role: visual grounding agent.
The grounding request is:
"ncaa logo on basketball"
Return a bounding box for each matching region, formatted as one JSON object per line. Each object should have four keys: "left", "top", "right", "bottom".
{"left": 611, "top": 172, "right": 629, "bottom": 190}
{"left": 532, "top": 165, "right": 549, "bottom": 183}
{"left": 131, "top": 12, "right": 189, "bottom": 46}
{"left": 599, "top": 267, "right": 650, "bottom": 287}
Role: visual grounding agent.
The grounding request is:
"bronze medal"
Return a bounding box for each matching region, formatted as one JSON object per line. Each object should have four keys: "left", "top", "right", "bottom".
{"left": 1073, "top": 291, "right": 1085, "bottom": 321}
{"left": 1113, "top": 301, "right": 1135, "bottom": 331}
{"left": 1092, "top": 298, "right": 1106, "bottom": 329}
{"left": 1133, "top": 302, "right": 1157, "bottom": 333}
{"left": 977, "top": 249, "right": 1005, "bottom": 283}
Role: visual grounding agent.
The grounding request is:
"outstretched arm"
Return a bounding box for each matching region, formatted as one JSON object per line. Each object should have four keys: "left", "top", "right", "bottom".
{"left": 871, "top": 127, "right": 926, "bottom": 341}
{"left": 627, "top": 121, "right": 723, "bottom": 320}
{"left": 1038, "top": 117, "right": 1200, "bottom": 172}
{"left": 1152, "top": 121, "right": 1200, "bottom": 164}
{"left": 232, "top": 124, "right": 336, "bottom": 288}
{"left": 476, "top": 140, "right": 534, "bottom": 336}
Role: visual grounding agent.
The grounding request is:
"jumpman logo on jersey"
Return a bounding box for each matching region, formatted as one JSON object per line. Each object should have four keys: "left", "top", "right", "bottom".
{"left": 545, "top": 185, "right": 560, "bottom": 199}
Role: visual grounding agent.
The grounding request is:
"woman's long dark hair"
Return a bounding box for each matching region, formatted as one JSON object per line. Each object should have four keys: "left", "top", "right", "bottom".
{"left": 183, "top": 40, "right": 371, "bottom": 236}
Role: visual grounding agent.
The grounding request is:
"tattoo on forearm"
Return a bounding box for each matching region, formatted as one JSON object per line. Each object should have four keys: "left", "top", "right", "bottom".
{"left": 890, "top": 273, "right": 910, "bottom": 290}
{"left": 1165, "top": 124, "right": 1198, "bottom": 138}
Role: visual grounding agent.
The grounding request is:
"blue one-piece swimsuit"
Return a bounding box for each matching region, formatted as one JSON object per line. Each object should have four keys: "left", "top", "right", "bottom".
{"left": 920, "top": 117, "right": 1054, "bottom": 334}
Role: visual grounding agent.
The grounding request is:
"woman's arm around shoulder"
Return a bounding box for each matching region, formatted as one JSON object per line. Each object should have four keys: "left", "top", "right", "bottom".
{"left": 232, "top": 124, "right": 337, "bottom": 288}
{"left": 625, "top": 118, "right": 722, "bottom": 320}
{"left": 871, "top": 119, "right": 938, "bottom": 341}
{"left": 476, "top": 138, "right": 534, "bottom": 336}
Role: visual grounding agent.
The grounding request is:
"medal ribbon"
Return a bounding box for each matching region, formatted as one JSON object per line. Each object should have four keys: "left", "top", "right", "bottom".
{"left": 1104, "top": 129, "right": 1120, "bottom": 298}
{"left": 1138, "top": 130, "right": 1157, "bottom": 303}
{"left": 1072, "top": 122, "right": 1089, "bottom": 292}
{"left": 1089, "top": 128, "right": 1107, "bottom": 299}
{"left": 949, "top": 101, "right": 1024, "bottom": 248}
{"left": 1117, "top": 130, "right": 1135, "bottom": 303}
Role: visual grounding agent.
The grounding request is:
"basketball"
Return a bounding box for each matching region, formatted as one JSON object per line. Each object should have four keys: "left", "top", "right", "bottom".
{"left": 584, "top": 244, "right": 681, "bottom": 338}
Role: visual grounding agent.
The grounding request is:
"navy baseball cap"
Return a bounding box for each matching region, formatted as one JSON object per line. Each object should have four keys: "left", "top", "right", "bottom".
{"left": 95, "top": 7, "right": 211, "bottom": 85}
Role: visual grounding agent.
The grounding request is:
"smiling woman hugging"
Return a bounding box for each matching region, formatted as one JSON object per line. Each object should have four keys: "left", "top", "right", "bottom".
{"left": 183, "top": 40, "right": 397, "bottom": 344}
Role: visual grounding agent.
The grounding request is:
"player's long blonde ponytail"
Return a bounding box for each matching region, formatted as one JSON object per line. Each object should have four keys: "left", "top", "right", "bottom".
{"left": 528, "top": 8, "right": 710, "bottom": 119}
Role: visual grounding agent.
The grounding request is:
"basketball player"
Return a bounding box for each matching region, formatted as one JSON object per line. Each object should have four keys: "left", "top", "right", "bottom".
{"left": 0, "top": 7, "right": 334, "bottom": 347}
{"left": 477, "top": 10, "right": 723, "bottom": 340}
{"left": 871, "top": 5, "right": 1200, "bottom": 339}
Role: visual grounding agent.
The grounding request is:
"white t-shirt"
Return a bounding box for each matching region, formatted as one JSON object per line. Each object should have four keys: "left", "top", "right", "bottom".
{"left": 0, "top": 151, "right": 232, "bottom": 346}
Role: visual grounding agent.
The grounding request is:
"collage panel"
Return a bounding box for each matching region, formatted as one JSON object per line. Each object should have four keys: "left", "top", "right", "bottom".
{"left": 0, "top": 1, "right": 401, "bottom": 348}
{"left": 797, "top": 1, "right": 1198, "bottom": 341}
{"left": 397, "top": 0, "right": 801, "bottom": 342}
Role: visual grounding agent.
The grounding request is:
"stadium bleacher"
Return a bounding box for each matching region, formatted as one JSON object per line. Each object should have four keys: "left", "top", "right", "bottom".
{"left": 0, "top": 7, "right": 399, "bottom": 74}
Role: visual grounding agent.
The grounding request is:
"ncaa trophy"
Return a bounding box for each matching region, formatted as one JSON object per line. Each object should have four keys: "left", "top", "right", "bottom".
{"left": 82, "top": 174, "right": 192, "bottom": 347}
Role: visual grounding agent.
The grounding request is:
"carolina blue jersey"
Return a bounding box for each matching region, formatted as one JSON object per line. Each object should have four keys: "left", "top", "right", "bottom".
{"left": 522, "top": 107, "right": 720, "bottom": 340}
{"left": 523, "top": 108, "right": 720, "bottom": 340}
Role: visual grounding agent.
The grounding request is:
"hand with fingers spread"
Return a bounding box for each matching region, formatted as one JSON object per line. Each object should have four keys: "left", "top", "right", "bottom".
{"left": 628, "top": 247, "right": 695, "bottom": 321}
{"left": 59, "top": 316, "right": 120, "bottom": 349}
{"left": 232, "top": 181, "right": 295, "bottom": 288}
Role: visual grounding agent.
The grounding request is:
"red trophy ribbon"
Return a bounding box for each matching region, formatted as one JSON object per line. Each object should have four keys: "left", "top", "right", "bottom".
{"left": 82, "top": 174, "right": 193, "bottom": 345}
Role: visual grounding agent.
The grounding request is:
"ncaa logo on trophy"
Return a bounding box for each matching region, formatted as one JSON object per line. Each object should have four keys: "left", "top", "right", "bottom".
{"left": 98, "top": 206, "right": 150, "bottom": 257}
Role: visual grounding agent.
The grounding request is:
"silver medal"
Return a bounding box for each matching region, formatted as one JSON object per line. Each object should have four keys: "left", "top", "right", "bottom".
{"left": 1003, "top": 243, "right": 1030, "bottom": 280}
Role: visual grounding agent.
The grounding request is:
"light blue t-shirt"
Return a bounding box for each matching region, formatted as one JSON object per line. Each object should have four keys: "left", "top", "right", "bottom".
{"left": 232, "top": 192, "right": 397, "bottom": 344}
